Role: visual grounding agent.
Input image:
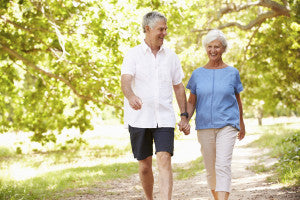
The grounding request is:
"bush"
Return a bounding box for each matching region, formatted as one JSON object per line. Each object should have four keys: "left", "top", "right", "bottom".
{"left": 248, "top": 125, "right": 300, "bottom": 186}
{"left": 0, "top": 147, "right": 14, "bottom": 157}
{"left": 276, "top": 132, "right": 300, "bottom": 185}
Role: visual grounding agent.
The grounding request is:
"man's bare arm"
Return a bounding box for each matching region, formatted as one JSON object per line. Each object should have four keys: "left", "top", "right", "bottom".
{"left": 173, "top": 83, "right": 190, "bottom": 134}
{"left": 121, "top": 74, "right": 142, "bottom": 110}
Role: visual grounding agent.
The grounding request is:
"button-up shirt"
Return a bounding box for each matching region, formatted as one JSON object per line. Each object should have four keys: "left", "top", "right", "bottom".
{"left": 187, "top": 66, "right": 243, "bottom": 130}
{"left": 121, "top": 41, "right": 184, "bottom": 128}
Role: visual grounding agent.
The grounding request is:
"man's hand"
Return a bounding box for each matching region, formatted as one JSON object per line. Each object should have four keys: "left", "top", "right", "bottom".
{"left": 128, "top": 95, "right": 143, "bottom": 110}
{"left": 178, "top": 118, "right": 190, "bottom": 135}
{"left": 121, "top": 74, "right": 142, "bottom": 110}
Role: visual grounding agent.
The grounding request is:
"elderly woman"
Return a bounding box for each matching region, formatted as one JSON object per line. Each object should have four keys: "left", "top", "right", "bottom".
{"left": 185, "top": 29, "right": 245, "bottom": 200}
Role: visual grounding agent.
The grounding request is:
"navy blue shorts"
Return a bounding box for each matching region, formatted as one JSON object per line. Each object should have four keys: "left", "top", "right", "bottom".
{"left": 128, "top": 125, "right": 175, "bottom": 161}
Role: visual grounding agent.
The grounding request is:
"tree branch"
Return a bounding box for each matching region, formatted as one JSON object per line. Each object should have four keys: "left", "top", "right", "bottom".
{"left": 30, "top": 1, "right": 69, "bottom": 62}
{"left": 244, "top": 24, "right": 261, "bottom": 55}
{"left": 0, "top": 15, "right": 53, "bottom": 33}
{"left": 258, "top": 0, "right": 290, "bottom": 14}
{"left": 217, "top": 1, "right": 260, "bottom": 18}
{"left": 240, "top": 24, "right": 262, "bottom": 72}
{"left": 193, "top": 0, "right": 290, "bottom": 33}
{"left": 217, "top": 11, "right": 281, "bottom": 30}
{"left": 0, "top": 43, "right": 122, "bottom": 110}
{"left": 281, "top": 0, "right": 288, "bottom": 6}
{"left": 0, "top": 15, "right": 64, "bottom": 61}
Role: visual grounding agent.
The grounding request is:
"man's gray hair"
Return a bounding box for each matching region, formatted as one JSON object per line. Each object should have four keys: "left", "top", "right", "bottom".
{"left": 142, "top": 11, "right": 167, "bottom": 33}
{"left": 203, "top": 29, "right": 228, "bottom": 52}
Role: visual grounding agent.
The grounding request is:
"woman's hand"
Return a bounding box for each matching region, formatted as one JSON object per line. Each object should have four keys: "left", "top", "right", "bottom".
{"left": 238, "top": 122, "right": 245, "bottom": 140}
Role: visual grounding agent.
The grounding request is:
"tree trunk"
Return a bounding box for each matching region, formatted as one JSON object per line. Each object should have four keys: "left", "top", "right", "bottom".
{"left": 257, "top": 107, "right": 263, "bottom": 126}
{"left": 258, "top": 116, "right": 263, "bottom": 126}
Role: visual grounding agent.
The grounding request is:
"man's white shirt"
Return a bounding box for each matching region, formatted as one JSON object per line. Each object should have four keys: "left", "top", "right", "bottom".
{"left": 121, "top": 40, "right": 184, "bottom": 128}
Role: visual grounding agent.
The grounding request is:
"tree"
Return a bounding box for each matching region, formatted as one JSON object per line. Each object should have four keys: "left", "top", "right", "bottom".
{"left": 0, "top": 0, "right": 141, "bottom": 143}
{"left": 165, "top": 0, "right": 299, "bottom": 122}
{"left": 241, "top": 12, "right": 300, "bottom": 118}
{"left": 1, "top": 0, "right": 298, "bottom": 141}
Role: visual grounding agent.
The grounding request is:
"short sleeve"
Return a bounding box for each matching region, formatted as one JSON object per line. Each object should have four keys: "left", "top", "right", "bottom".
{"left": 186, "top": 72, "right": 197, "bottom": 95}
{"left": 121, "top": 50, "right": 135, "bottom": 75}
{"left": 234, "top": 70, "right": 243, "bottom": 94}
{"left": 172, "top": 54, "right": 184, "bottom": 85}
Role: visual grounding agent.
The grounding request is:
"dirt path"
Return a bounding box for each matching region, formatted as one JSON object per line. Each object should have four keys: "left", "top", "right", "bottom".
{"left": 64, "top": 132, "right": 299, "bottom": 200}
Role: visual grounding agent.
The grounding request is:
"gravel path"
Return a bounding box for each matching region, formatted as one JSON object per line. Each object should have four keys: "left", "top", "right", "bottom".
{"left": 63, "top": 132, "right": 300, "bottom": 200}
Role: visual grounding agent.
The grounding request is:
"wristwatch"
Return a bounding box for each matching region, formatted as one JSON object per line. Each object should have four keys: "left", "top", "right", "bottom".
{"left": 180, "top": 112, "right": 189, "bottom": 118}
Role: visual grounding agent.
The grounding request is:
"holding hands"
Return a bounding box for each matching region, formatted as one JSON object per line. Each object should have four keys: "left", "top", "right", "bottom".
{"left": 178, "top": 117, "right": 190, "bottom": 135}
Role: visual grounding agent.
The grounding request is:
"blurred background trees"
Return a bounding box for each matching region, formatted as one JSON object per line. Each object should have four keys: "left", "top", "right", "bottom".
{"left": 1, "top": 0, "right": 299, "bottom": 143}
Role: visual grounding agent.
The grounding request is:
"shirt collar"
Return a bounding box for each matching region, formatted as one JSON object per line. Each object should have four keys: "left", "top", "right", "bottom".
{"left": 141, "top": 40, "right": 165, "bottom": 55}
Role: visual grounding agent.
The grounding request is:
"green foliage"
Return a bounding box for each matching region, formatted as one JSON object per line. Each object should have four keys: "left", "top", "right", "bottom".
{"left": 246, "top": 163, "right": 269, "bottom": 173}
{"left": 0, "top": 146, "right": 14, "bottom": 157}
{"left": 239, "top": 1, "right": 300, "bottom": 115}
{"left": 89, "top": 144, "right": 131, "bottom": 158}
{"left": 276, "top": 132, "right": 300, "bottom": 185}
{"left": 15, "top": 146, "right": 22, "bottom": 154}
{"left": 164, "top": 0, "right": 300, "bottom": 118}
{"left": 1, "top": 0, "right": 298, "bottom": 143}
{"left": 0, "top": 132, "right": 134, "bottom": 199}
{"left": 173, "top": 157, "right": 204, "bottom": 180}
{"left": 249, "top": 125, "right": 300, "bottom": 186}
{"left": 0, "top": 0, "right": 141, "bottom": 143}
{"left": 0, "top": 162, "right": 138, "bottom": 200}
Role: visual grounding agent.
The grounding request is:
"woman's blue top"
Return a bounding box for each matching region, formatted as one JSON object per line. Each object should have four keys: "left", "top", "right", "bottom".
{"left": 186, "top": 66, "right": 243, "bottom": 130}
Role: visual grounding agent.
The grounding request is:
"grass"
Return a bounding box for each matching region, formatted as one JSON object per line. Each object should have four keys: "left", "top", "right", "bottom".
{"left": 0, "top": 127, "right": 136, "bottom": 200}
{"left": 0, "top": 162, "right": 138, "bottom": 200}
{"left": 247, "top": 123, "right": 300, "bottom": 186}
{"left": 173, "top": 157, "right": 204, "bottom": 180}
{"left": 246, "top": 163, "right": 269, "bottom": 173}
{"left": 1, "top": 118, "right": 299, "bottom": 199}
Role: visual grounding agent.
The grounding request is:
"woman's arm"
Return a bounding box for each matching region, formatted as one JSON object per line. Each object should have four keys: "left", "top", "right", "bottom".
{"left": 187, "top": 92, "right": 197, "bottom": 122}
{"left": 235, "top": 93, "right": 245, "bottom": 140}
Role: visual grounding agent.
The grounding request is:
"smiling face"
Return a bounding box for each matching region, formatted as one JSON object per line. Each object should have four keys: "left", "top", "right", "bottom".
{"left": 206, "top": 39, "right": 225, "bottom": 62}
{"left": 145, "top": 20, "right": 168, "bottom": 50}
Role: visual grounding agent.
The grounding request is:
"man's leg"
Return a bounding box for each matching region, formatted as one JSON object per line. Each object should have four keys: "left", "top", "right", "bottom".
{"left": 129, "top": 126, "right": 154, "bottom": 199}
{"left": 139, "top": 156, "right": 154, "bottom": 200}
{"left": 153, "top": 127, "right": 174, "bottom": 200}
{"left": 156, "top": 151, "right": 172, "bottom": 200}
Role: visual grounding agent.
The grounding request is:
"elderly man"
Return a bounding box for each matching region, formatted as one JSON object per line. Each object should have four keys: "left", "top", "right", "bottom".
{"left": 121, "top": 11, "right": 190, "bottom": 200}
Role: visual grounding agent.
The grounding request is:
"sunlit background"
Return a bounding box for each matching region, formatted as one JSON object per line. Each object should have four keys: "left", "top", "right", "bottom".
{"left": 0, "top": 0, "right": 299, "bottom": 199}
